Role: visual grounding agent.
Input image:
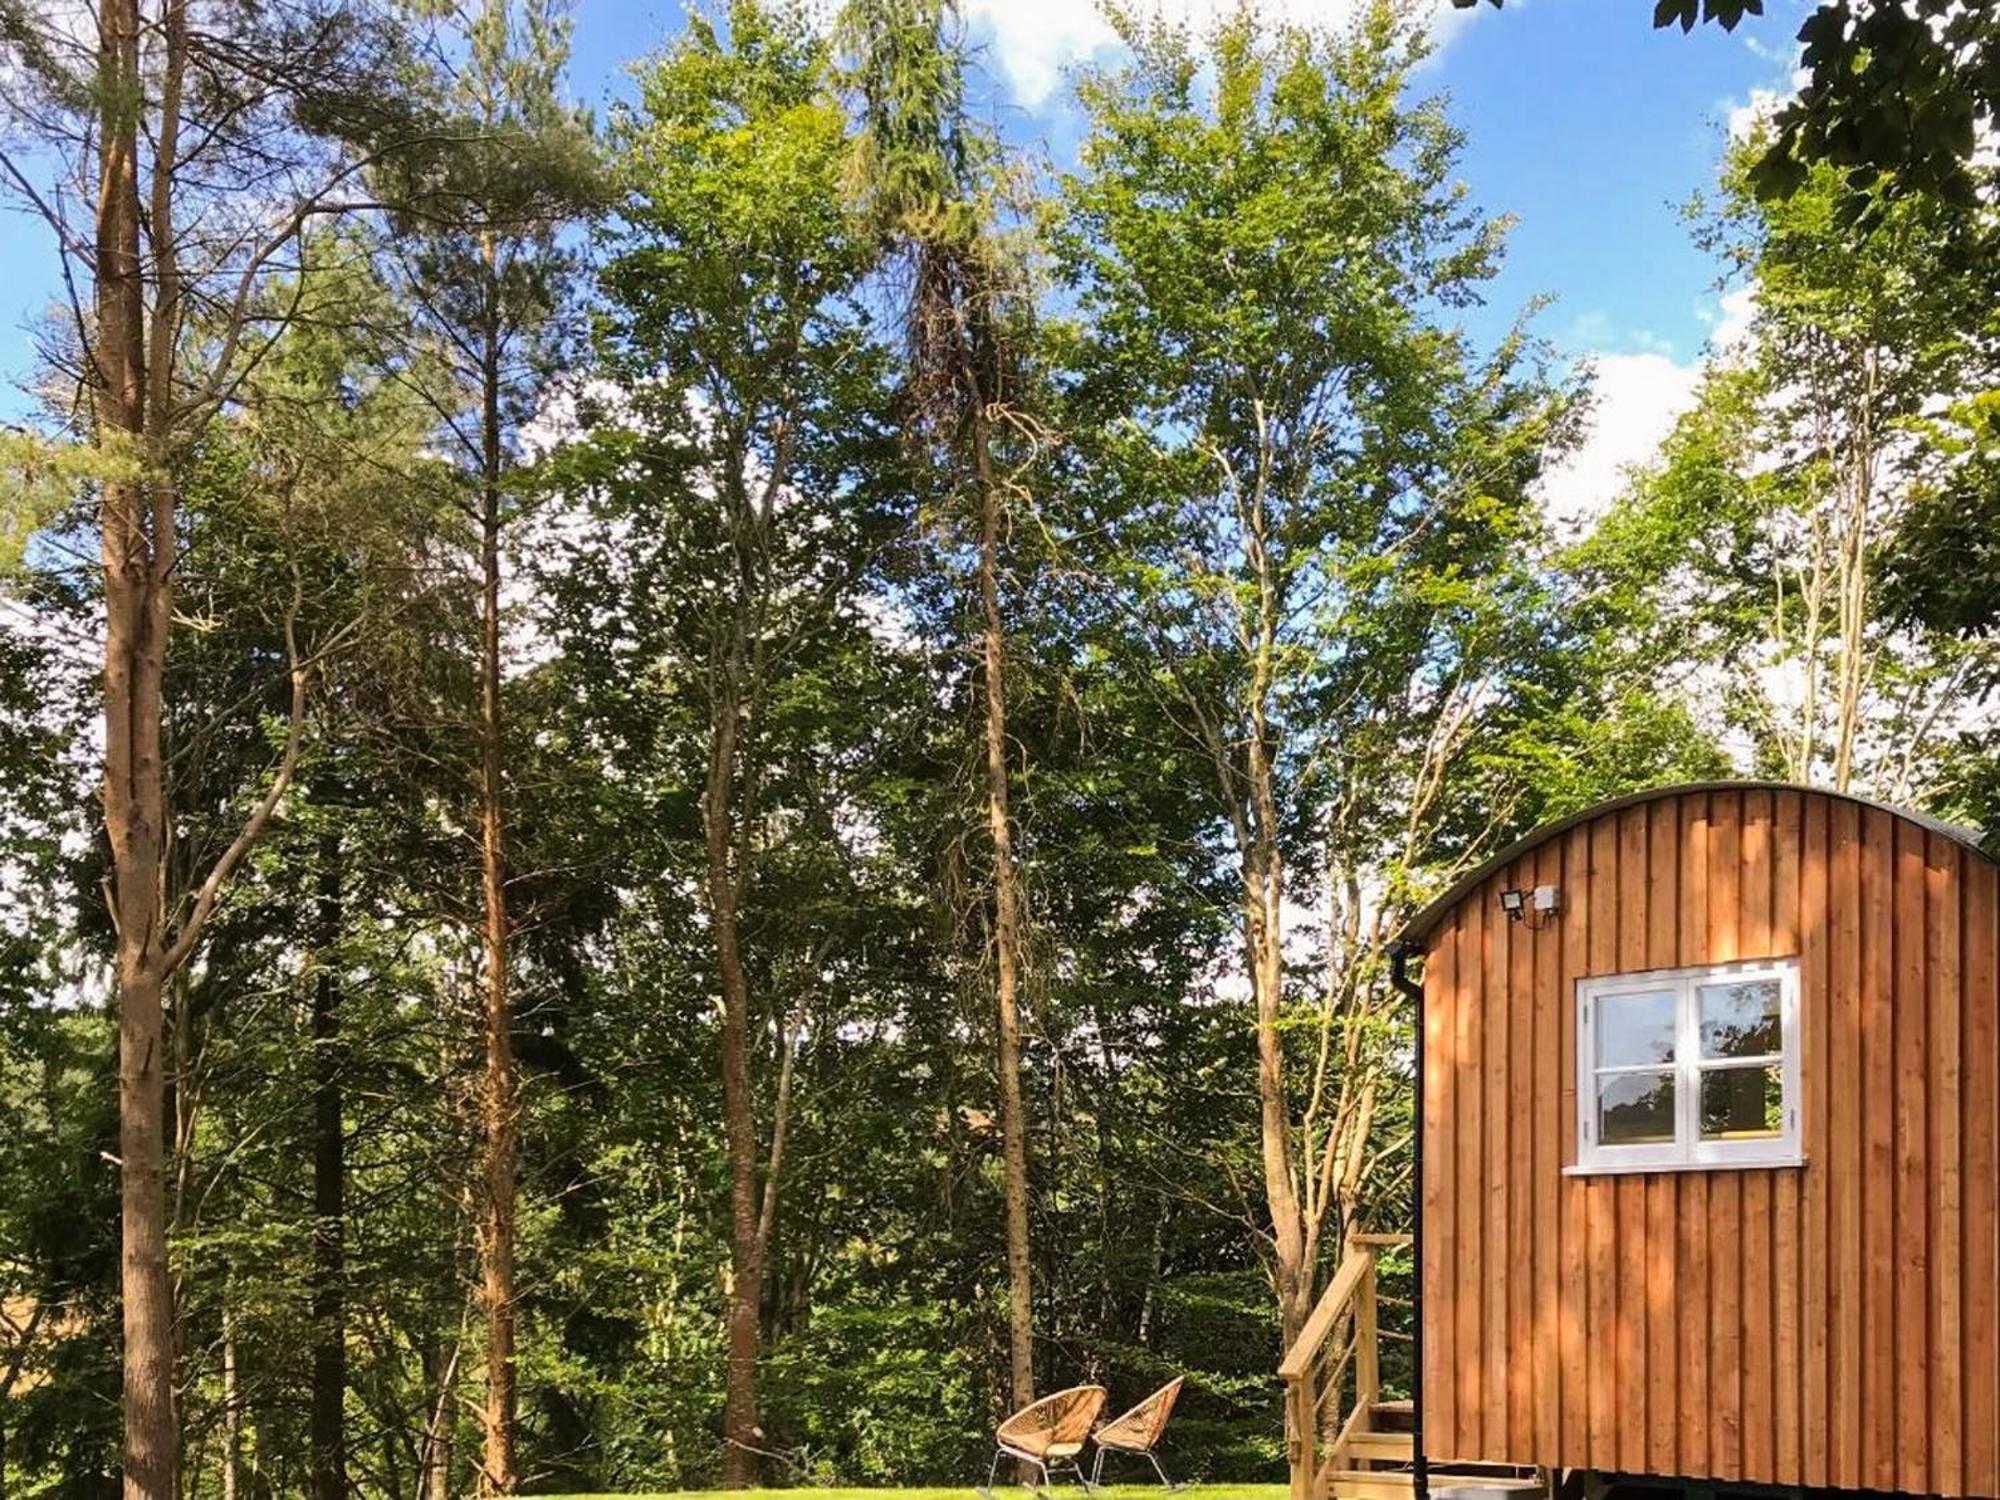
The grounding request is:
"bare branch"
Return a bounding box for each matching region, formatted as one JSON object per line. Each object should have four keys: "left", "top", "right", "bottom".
{"left": 160, "top": 570, "right": 315, "bottom": 975}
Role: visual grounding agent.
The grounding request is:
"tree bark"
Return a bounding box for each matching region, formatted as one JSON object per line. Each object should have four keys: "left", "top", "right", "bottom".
{"left": 114, "top": 833, "right": 176, "bottom": 1500}
{"left": 1830, "top": 351, "right": 1876, "bottom": 793}
{"left": 971, "top": 404, "right": 1035, "bottom": 1413}
{"left": 421, "top": 1335, "right": 460, "bottom": 1500}
{"left": 1247, "top": 815, "right": 1308, "bottom": 1346}
{"left": 220, "top": 1305, "right": 240, "bottom": 1500}
{"left": 475, "top": 311, "right": 518, "bottom": 1496}
{"left": 96, "top": 0, "right": 180, "bottom": 1494}
{"left": 709, "top": 592, "right": 764, "bottom": 1489}
{"left": 89, "top": 2, "right": 317, "bottom": 1492}
{"left": 310, "top": 827, "right": 347, "bottom": 1500}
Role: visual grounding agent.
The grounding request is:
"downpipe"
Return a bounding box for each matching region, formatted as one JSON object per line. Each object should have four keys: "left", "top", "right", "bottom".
{"left": 1389, "top": 941, "right": 1429, "bottom": 1500}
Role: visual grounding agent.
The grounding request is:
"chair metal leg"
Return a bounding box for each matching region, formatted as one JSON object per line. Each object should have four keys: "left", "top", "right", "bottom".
{"left": 986, "top": 1447, "right": 1043, "bottom": 1497}
{"left": 1096, "top": 1447, "right": 1187, "bottom": 1492}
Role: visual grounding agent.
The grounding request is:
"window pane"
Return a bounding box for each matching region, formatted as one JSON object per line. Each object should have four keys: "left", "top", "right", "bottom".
{"left": 1698, "top": 977, "right": 1782, "bottom": 1059}
{"left": 1595, "top": 989, "right": 1677, "bottom": 1069}
{"left": 1598, "top": 1071, "right": 1676, "bottom": 1145}
{"left": 1699, "top": 1065, "right": 1784, "bottom": 1139}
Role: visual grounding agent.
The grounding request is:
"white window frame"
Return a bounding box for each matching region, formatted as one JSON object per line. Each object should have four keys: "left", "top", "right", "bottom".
{"left": 1569, "top": 956, "right": 1802, "bottom": 1175}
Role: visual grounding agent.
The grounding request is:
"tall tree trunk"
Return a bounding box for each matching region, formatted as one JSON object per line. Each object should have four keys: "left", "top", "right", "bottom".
{"left": 1831, "top": 352, "right": 1876, "bottom": 793}
{"left": 476, "top": 314, "right": 518, "bottom": 1496}
{"left": 221, "top": 1305, "right": 240, "bottom": 1500}
{"left": 97, "top": 0, "right": 179, "bottom": 1492}
{"left": 1247, "top": 821, "right": 1307, "bottom": 1347}
{"left": 971, "top": 405, "right": 1035, "bottom": 1412}
{"left": 1137, "top": 1207, "right": 1166, "bottom": 1345}
{"left": 421, "top": 1335, "right": 459, "bottom": 1500}
{"left": 1239, "top": 475, "right": 1308, "bottom": 1350}
{"left": 310, "top": 828, "right": 347, "bottom": 1500}
{"left": 709, "top": 662, "right": 764, "bottom": 1489}
{"left": 108, "top": 471, "right": 178, "bottom": 1500}
{"left": 93, "top": 3, "right": 308, "bottom": 1492}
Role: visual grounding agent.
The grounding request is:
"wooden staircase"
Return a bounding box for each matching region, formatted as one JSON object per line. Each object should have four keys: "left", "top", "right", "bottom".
{"left": 1277, "top": 1238, "right": 1540, "bottom": 1500}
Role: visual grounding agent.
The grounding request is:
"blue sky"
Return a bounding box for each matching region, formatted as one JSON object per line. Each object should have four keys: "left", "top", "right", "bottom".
{"left": 1, "top": 0, "right": 1803, "bottom": 506}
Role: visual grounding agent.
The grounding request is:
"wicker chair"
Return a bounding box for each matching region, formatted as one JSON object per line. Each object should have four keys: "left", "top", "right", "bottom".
{"left": 1089, "top": 1377, "right": 1187, "bottom": 1490}
{"left": 982, "top": 1384, "right": 1108, "bottom": 1495}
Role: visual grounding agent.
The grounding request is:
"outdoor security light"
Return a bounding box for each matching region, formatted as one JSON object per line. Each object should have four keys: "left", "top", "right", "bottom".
{"left": 1498, "top": 888, "right": 1527, "bottom": 920}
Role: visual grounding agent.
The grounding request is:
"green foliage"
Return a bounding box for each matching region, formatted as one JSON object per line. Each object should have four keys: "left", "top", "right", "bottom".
{"left": 835, "top": 0, "right": 988, "bottom": 252}
{"left": 1050, "top": 0, "right": 1705, "bottom": 950}
{"left": 1571, "top": 141, "right": 1999, "bottom": 800}
{"left": 1, "top": 2, "right": 1990, "bottom": 1496}
{"left": 762, "top": 1303, "right": 982, "bottom": 1484}
{"left": 1881, "top": 389, "right": 2000, "bottom": 643}
{"left": 0, "top": 435, "right": 140, "bottom": 580}
{"left": 1753, "top": 0, "right": 1999, "bottom": 214}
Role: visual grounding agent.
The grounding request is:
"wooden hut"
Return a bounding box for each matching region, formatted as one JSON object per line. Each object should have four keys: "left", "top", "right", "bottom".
{"left": 1279, "top": 783, "right": 2000, "bottom": 1500}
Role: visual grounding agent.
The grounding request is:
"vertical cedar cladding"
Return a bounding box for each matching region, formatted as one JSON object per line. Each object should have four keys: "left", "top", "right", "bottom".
{"left": 1419, "top": 786, "right": 2000, "bottom": 1498}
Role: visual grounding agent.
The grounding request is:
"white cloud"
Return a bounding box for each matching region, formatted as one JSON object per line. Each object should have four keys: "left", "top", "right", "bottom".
{"left": 961, "top": 0, "right": 1479, "bottom": 109}
{"left": 1706, "top": 282, "right": 1757, "bottom": 353}
{"left": 1536, "top": 351, "right": 1700, "bottom": 534}
{"left": 1726, "top": 85, "right": 1785, "bottom": 142}
{"left": 1741, "top": 32, "right": 1793, "bottom": 68}
{"left": 1559, "top": 308, "right": 1678, "bottom": 359}
{"left": 962, "top": 0, "right": 1118, "bottom": 106}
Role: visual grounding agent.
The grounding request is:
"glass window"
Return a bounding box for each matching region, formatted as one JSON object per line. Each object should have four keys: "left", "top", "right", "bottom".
{"left": 1596, "top": 989, "right": 1677, "bottom": 1068}
{"left": 1575, "top": 958, "right": 1799, "bottom": 1172}
{"left": 1599, "top": 1072, "right": 1676, "bottom": 1145}
{"left": 1698, "top": 978, "right": 1782, "bottom": 1059}
{"left": 1699, "top": 1065, "right": 1783, "bottom": 1140}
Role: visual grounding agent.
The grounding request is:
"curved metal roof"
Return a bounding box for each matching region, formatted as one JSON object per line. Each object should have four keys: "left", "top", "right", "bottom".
{"left": 1394, "top": 779, "right": 1995, "bottom": 950}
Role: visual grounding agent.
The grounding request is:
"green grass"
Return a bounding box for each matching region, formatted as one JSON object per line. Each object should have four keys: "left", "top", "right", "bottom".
{"left": 544, "top": 1487, "right": 1288, "bottom": 1500}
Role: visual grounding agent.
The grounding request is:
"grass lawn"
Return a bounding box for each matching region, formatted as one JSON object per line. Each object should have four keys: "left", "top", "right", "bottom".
{"left": 545, "top": 1488, "right": 1289, "bottom": 1500}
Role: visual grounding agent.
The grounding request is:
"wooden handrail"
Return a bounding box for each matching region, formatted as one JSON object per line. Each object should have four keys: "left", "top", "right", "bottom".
{"left": 1278, "top": 1235, "right": 1396, "bottom": 1500}
{"left": 1278, "top": 1247, "right": 1371, "bottom": 1381}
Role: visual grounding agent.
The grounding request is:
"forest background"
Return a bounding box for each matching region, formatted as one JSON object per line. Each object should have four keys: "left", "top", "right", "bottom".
{"left": 0, "top": 0, "right": 1995, "bottom": 1496}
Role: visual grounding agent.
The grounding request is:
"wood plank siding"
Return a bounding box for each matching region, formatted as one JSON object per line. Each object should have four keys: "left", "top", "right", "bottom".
{"left": 1417, "top": 785, "right": 2000, "bottom": 1496}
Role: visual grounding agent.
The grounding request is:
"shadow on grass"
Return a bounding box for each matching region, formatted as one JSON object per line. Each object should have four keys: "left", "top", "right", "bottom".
{"left": 541, "top": 1487, "right": 1289, "bottom": 1500}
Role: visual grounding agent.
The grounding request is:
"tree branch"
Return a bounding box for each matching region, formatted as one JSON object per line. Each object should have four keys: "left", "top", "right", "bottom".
{"left": 160, "top": 571, "right": 313, "bottom": 976}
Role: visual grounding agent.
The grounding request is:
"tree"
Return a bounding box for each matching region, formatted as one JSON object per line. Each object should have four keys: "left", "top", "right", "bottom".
{"left": 555, "top": 3, "right": 900, "bottom": 1479}
{"left": 0, "top": 595, "right": 110, "bottom": 1500}
{"left": 838, "top": 0, "right": 1041, "bottom": 1419}
{"left": 1573, "top": 141, "right": 2000, "bottom": 800}
{"left": 383, "top": 4, "right": 598, "bottom": 1488}
{"left": 0, "top": 8, "right": 424, "bottom": 1494}
{"left": 1050, "top": 2, "right": 1608, "bottom": 1352}
{"left": 230, "top": 245, "right": 453, "bottom": 1500}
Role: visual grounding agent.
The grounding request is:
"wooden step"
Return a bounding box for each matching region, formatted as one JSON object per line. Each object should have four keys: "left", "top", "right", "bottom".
{"left": 1346, "top": 1431, "right": 1415, "bottom": 1463}
{"left": 1328, "top": 1469, "right": 1416, "bottom": 1500}
{"left": 1329, "top": 1471, "right": 1541, "bottom": 1500}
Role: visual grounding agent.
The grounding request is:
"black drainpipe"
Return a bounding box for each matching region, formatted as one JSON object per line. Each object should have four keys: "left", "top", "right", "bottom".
{"left": 1389, "top": 940, "right": 1430, "bottom": 1500}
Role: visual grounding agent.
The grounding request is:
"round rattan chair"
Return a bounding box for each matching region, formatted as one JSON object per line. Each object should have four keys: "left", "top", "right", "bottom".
{"left": 1089, "top": 1376, "right": 1188, "bottom": 1490}
{"left": 982, "top": 1384, "right": 1108, "bottom": 1496}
